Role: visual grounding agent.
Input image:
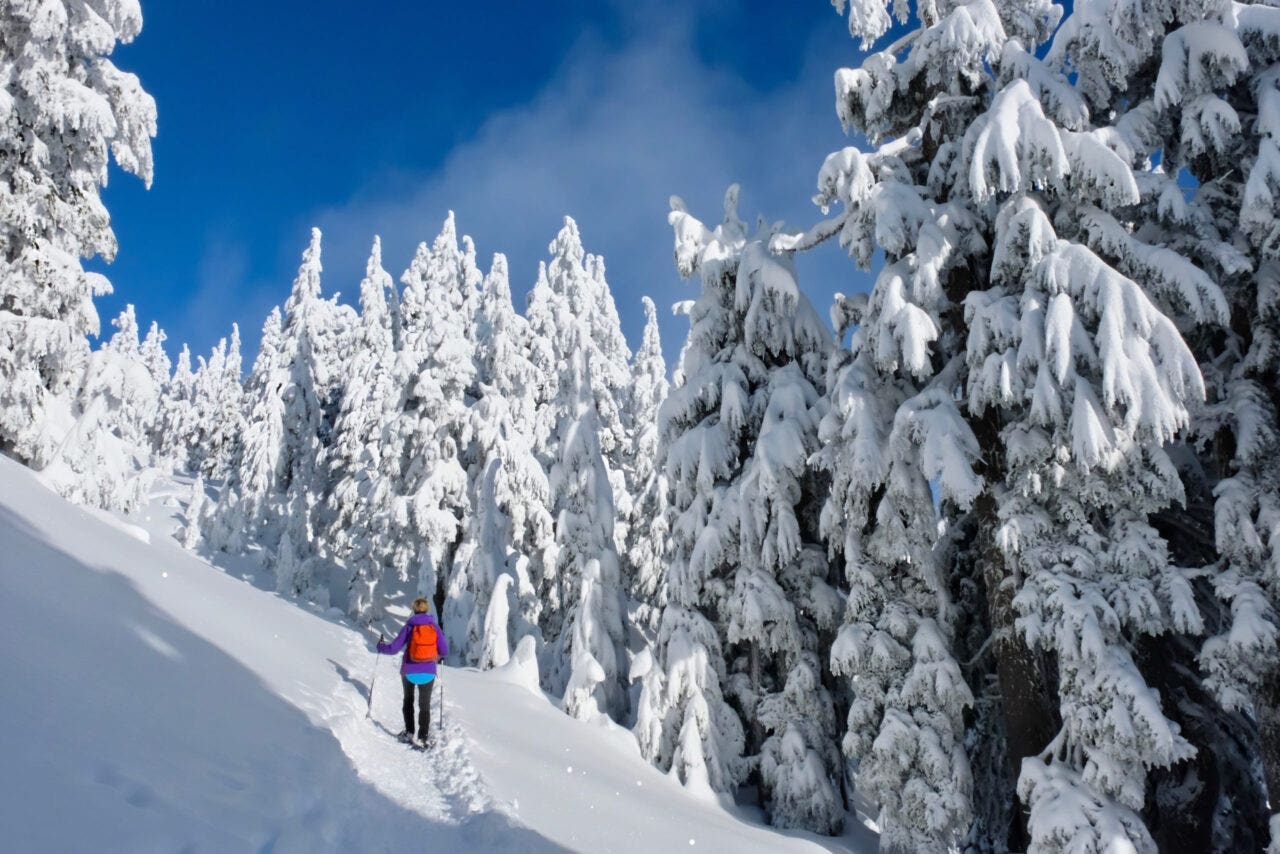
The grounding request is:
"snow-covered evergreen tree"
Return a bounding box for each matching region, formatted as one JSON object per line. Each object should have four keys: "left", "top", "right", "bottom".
{"left": 475, "top": 253, "right": 539, "bottom": 434}
{"left": 527, "top": 219, "right": 633, "bottom": 654}
{"left": 447, "top": 254, "right": 553, "bottom": 665}
{"left": 156, "top": 344, "right": 198, "bottom": 471}
{"left": 1124, "top": 4, "right": 1280, "bottom": 845}
{"left": 524, "top": 260, "right": 562, "bottom": 440}
{"left": 393, "top": 216, "right": 472, "bottom": 613}
{"left": 203, "top": 230, "right": 336, "bottom": 600}
{"left": 778, "top": 0, "right": 1245, "bottom": 846}
{"left": 0, "top": 0, "right": 156, "bottom": 497}
{"left": 625, "top": 296, "right": 670, "bottom": 627}
{"left": 98, "top": 304, "right": 158, "bottom": 454}
{"left": 327, "top": 237, "right": 399, "bottom": 622}
{"left": 181, "top": 474, "right": 206, "bottom": 551}
{"left": 635, "top": 187, "right": 840, "bottom": 832}
{"left": 188, "top": 326, "right": 244, "bottom": 480}
{"left": 272, "top": 228, "right": 336, "bottom": 604}
{"left": 138, "top": 320, "right": 170, "bottom": 458}
{"left": 139, "top": 321, "right": 170, "bottom": 389}
{"left": 207, "top": 307, "right": 286, "bottom": 555}
{"left": 550, "top": 339, "right": 626, "bottom": 719}
{"left": 528, "top": 221, "right": 630, "bottom": 477}
{"left": 51, "top": 303, "right": 160, "bottom": 510}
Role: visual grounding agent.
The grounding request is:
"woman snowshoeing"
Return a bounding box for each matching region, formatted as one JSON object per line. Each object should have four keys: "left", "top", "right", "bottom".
{"left": 377, "top": 598, "right": 448, "bottom": 749}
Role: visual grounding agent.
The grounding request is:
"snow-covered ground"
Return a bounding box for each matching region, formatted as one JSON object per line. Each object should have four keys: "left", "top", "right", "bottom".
{"left": 0, "top": 456, "right": 877, "bottom": 852}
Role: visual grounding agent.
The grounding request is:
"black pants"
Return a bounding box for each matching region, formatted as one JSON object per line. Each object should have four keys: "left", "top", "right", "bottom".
{"left": 401, "top": 675, "right": 435, "bottom": 740}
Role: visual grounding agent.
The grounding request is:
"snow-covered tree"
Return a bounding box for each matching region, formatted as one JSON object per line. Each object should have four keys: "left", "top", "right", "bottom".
{"left": 527, "top": 219, "right": 634, "bottom": 651}
{"left": 1121, "top": 4, "right": 1280, "bottom": 845}
{"left": 272, "top": 228, "right": 336, "bottom": 604}
{"left": 447, "top": 254, "right": 553, "bottom": 665}
{"left": 635, "top": 187, "right": 840, "bottom": 832}
{"left": 204, "top": 230, "right": 337, "bottom": 600}
{"left": 582, "top": 251, "right": 635, "bottom": 540}
{"left": 0, "top": 0, "right": 156, "bottom": 493}
{"left": 139, "top": 321, "right": 170, "bottom": 388}
{"left": 778, "top": 0, "right": 1247, "bottom": 846}
{"left": 181, "top": 474, "right": 206, "bottom": 550}
{"left": 475, "top": 253, "right": 539, "bottom": 434}
{"left": 549, "top": 339, "right": 626, "bottom": 719}
{"left": 524, "top": 261, "right": 562, "bottom": 438}
{"left": 327, "top": 237, "right": 399, "bottom": 622}
{"left": 49, "top": 303, "right": 160, "bottom": 510}
{"left": 98, "top": 304, "right": 159, "bottom": 454}
{"left": 528, "top": 221, "right": 630, "bottom": 477}
{"left": 207, "top": 307, "right": 286, "bottom": 555}
{"left": 625, "top": 296, "right": 670, "bottom": 627}
{"left": 156, "top": 344, "right": 198, "bottom": 471}
{"left": 138, "top": 320, "right": 170, "bottom": 457}
{"left": 189, "top": 326, "right": 244, "bottom": 480}
{"left": 392, "top": 216, "right": 473, "bottom": 611}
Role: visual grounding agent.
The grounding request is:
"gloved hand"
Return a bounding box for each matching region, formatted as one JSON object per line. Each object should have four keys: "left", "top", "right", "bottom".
{"left": 379, "top": 632, "right": 386, "bottom": 644}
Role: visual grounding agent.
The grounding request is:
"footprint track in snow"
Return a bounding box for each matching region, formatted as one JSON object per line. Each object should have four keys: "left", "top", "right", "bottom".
{"left": 92, "top": 765, "right": 159, "bottom": 809}
{"left": 319, "top": 635, "right": 493, "bottom": 828}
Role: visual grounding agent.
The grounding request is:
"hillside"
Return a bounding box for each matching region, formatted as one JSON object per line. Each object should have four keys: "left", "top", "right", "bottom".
{"left": 0, "top": 455, "right": 876, "bottom": 852}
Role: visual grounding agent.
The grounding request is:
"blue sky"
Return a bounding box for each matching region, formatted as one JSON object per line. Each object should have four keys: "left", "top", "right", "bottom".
{"left": 91, "top": 1, "right": 875, "bottom": 367}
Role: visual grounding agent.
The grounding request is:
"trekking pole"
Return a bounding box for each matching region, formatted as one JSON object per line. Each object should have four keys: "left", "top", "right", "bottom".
{"left": 366, "top": 634, "right": 385, "bottom": 720}
{"left": 438, "top": 668, "right": 445, "bottom": 745}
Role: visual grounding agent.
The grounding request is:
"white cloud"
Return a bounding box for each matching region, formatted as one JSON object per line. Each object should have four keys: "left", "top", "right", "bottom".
{"left": 177, "top": 235, "right": 280, "bottom": 361}
{"left": 311, "top": 12, "right": 873, "bottom": 365}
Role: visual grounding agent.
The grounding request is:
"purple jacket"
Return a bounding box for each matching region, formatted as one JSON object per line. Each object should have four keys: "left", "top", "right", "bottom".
{"left": 377, "top": 613, "right": 448, "bottom": 677}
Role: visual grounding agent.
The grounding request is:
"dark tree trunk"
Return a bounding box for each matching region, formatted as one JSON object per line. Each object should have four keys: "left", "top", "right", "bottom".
{"left": 966, "top": 398, "right": 1058, "bottom": 851}
{"left": 973, "top": 490, "right": 1058, "bottom": 850}
{"left": 1259, "top": 667, "right": 1280, "bottom": 829}
{"left": 1137, "top": 633, "right": 1267, "bottom": 854}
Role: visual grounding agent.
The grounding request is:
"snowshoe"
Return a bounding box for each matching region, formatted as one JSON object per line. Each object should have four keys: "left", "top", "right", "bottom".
{"left": 413, "top": 737, "right": 434, "bottom": 751}
{"left": 396, "top": 730, "right": 414, "bottom": 745}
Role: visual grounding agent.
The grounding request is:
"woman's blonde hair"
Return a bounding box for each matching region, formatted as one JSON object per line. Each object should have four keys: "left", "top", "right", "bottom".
{"left": 412, "top": 598, "right": 431, "bottom": 614}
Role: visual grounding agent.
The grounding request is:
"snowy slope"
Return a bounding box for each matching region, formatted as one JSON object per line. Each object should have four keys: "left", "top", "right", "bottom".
{"left": 0, "top": 456, "right": 877, "bottom": 853}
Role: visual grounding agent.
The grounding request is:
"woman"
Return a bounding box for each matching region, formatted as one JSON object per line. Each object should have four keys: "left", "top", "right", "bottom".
{"left": 377, "top": 598, "right": 449, "bottom": 748}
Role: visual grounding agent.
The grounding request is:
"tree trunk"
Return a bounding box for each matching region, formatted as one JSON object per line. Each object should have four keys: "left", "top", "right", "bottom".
{"left": 1259, "top": 665, "right": 1280, "bottom": 837}
{"left": 972, "top": 492, "right": 1057, "bottom": 851}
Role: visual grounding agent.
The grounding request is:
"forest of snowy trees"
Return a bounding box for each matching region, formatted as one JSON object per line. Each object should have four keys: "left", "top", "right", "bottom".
{"left": 7, "top": 0, "right": 1280, "bottom": 850}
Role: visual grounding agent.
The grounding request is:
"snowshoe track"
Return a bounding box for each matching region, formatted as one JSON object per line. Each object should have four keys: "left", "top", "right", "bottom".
{"left": 328, "top": 635, "right": 494, "bottom": 827}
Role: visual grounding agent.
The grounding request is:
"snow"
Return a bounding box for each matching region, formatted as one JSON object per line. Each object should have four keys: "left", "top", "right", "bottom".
{"left": 0, "top": 455, "right": 875, "bottom": 852}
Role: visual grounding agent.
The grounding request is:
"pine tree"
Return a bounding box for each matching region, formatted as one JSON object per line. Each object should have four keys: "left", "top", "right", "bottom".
{"left": 98, "top": 304, "right": 158, "bottom": 455}
{"left": 208, "top": 307, "right": 287, "bottom": 555}
{"left": 625, "top": 296, "right": 670, "bottom": 627}
{"left": 53, "top": 303, "right": 160, "bottom": 509}
{"left": 448, "top": 254, "right": 553, "bottom": 665}
{"left": 551, "top": 339, "right": 626, "bottom": 719}
{"left": 327, "top": 237, "right": 399, "bottom": 622}
{"left": 140, "top": 322, "right": 171, "bottom": 389}
{"left": 0, "top": 0, "right": 156, "bottom": 488}
{"left": 157, "top": 344, "right": 198, "bottom": 472}
{"left": 189, "top": 326, "right": 245, "bottom": 480}
{"left": 139, "top": 321, "right": 171, "bottom": 460}
{"left": 394, "top": 216, "right": 472, "bottom": 614}
{"left": 273, "top": 228, "right": 334, "bottom": 604}
{"left": 1124, "top": 4, "right": 1280, "bottom": 845}
{"left": 635, "top": 187, "right": 840, "bottom": 832}
{"left": 181, "top": 474, "right": 206, "bottom": 551}
{"left": 187, "top": 342, "right": 221, "bottom": 477}
{"left": 524, "top": 260, "right": 561, "bottom": 443}
{"left": 475, "top": 253, "right": 539, "bottom": 434}
{"left": 528, "top": 219, "right": 633, "bottom": 659}
{"left": 779, "top": 0, "right": 1241, "bottom": 846}
{"left": 217, "top": 324, "right": 245, "bottom": 471}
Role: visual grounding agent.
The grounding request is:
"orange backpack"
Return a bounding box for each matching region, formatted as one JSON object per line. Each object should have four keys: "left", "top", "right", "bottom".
{"left": 408, "top": 623, "right": 440, "bottom": 663}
